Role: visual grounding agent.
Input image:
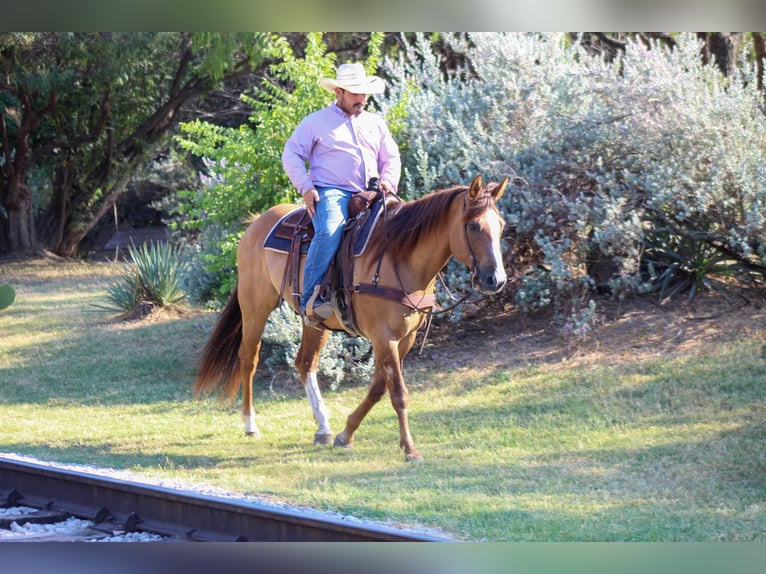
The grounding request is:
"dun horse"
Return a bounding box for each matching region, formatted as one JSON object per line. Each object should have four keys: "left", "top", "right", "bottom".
{"left": 194, "top": 174, "right": 508, "bottom": 462}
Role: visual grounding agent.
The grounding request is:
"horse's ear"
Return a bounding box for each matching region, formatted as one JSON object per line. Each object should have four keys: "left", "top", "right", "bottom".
{"left": 469, "top": 174, "right": 483, "bottom": 198}
{"left": 492, "top": 177, "right": 509, "bottom": 201}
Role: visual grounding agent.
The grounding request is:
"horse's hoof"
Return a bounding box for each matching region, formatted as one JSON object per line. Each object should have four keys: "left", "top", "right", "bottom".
{"left": 405, "top": 453, "right": 424, "bottom": 463}
{"left": 333, "top": 433, "right": 353, "bottom": 448}
{"left": 244, "top": 430, "right": 261, "bottom": 439}
{"left": 314, "top": 432, "right": 333, "bottom": 445}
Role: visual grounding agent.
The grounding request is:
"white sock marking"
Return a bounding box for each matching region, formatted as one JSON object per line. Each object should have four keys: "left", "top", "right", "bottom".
{"left": 305, "top": 372, "right": 331, "bottom": 435}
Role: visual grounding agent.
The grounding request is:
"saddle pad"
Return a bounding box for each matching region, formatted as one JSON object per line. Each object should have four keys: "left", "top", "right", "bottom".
{"left": 263, "top": 201, "right": 384, "bottom": 257}
{"left": 263, "top": 208, "right": 311, "bottom": 254}
{"left": 350, "top": 199, "right": 384, "bottom": 257}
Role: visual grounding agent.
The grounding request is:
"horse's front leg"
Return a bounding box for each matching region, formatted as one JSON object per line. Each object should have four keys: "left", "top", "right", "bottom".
{"left": 333, "top": 336, "right": 394, "bottom": 449}
{"left": 335, "top": 338, "right": 423, "bottom": 462}
{"left": 333, "top": 365, "right": 387, "bottom": 450}
{"left": 392, "top": 333, "right": 423, "bottom": 462}
{"left": 295, "top": 327, "right": 333, "bottom": 445}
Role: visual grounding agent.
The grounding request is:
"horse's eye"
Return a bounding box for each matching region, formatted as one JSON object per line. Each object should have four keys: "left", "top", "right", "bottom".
{"left": 468, "top": 222, "right": 480, "bottom": 232}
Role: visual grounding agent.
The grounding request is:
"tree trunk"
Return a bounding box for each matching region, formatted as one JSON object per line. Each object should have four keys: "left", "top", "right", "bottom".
{"left": 752, "top": 32, "right": 765, "bottom": 91}
{"left": 0, "top": 182, "right": 36, "bottom": 255}
{"left": 35, "top": 163, "right": 74, "bottom": 253}
{"left": 0, "top": 88, "right": 49, "bottom": 256}
{"left": 56, "top": 169, "right": 133, "bottom": 257}
{"left": 697, "top": 32, "right": 742, "bottom": 77}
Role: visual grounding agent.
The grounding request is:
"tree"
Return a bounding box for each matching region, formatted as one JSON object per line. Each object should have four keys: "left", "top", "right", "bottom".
{"left": 0, "top": 32, "right": 269, "bottom": 257}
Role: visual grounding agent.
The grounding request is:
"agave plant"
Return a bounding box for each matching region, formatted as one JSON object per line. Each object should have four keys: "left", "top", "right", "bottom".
{"left": 641, "top": 228, "right": 758, "bottom": 303}
{"left": 98, "top": 241, "right": 186, "bottom": 314}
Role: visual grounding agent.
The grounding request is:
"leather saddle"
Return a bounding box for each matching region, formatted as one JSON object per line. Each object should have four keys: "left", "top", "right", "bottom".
{"left": 263, "top": 193, "right": 388, "bottom": 333}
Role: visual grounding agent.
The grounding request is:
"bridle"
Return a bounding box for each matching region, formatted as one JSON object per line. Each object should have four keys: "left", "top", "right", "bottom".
{"left": 461, "top": 191, "right": 484, "bottom": 290}
{"left": 395, "top": 188, "right": 495, "bottom": 315}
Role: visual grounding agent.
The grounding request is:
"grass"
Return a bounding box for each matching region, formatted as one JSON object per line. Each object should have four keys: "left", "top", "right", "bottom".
{"left": 0, "top": 259, "right": 764, "bottom": 541}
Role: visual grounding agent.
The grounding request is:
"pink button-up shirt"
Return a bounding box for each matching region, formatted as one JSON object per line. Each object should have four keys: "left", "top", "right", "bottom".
{"left": 282, "top": 102, "right": 401, "bottom": 196}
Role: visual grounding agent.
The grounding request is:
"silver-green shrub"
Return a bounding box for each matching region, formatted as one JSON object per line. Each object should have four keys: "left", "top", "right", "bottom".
{"left": 262, "top": 303, "right": 375, "bottom": 391}
{"left": 377, "top": 33, "right": 766, "bottom": 331}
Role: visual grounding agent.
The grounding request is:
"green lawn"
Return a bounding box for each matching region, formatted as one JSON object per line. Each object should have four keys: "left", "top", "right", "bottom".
{"left": 1, "top": 260, "right": 764, "bottom": 541}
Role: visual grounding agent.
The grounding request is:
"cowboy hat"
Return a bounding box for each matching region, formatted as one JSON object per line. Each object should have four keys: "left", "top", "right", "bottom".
{"left": 319, "top": 63, "right": 385, "bottom": 95}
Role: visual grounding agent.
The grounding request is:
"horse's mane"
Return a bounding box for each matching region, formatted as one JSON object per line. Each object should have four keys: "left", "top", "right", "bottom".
{"left": 369, "top": 185, "right": 469, "bottom": 265}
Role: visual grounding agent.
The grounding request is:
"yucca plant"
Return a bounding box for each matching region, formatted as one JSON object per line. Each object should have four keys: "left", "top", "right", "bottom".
{"left": 641, "top": 228, "right": 754, "bottom": 303}
{"left": 98, "top": 241, "right": 186, "bottom": 315}
{"left": 130, "top": 241, "right": 186, "bottom": 306}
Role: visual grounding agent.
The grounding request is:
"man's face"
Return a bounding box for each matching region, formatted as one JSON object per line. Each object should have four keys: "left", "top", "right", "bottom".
{"left": 336, "top": 88, "right": 368, "bottom": 116}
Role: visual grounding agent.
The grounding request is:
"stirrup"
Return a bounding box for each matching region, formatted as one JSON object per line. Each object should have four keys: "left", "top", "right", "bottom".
{"left": 305, "top": 285, "right": 333, "bottom": 323}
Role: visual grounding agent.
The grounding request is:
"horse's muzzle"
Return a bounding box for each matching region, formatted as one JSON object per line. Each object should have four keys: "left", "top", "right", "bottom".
{"left": 478, "top": 268, "right": 507, "bottom": 294}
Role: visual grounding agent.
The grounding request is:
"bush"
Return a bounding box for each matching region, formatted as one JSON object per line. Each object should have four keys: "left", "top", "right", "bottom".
{"left": 176, "top": 222, "right": 232, "bottom": 308}
{"left": 98, "top": 241, "right": 186, "bottom": 315}
{"left": 261, "top": 304, "right": 375, "bottom": 391}
{"left": 640, "top": 227, "right": 762, "bottom": 303}
{"left": 0, "top": 283, "right": 15, "bottom": 310}
{"left": 176, "top": 32, "right": 766, "bottom": 342}
{"left": 376, "top": 33, "right": 766, "bottom": 330}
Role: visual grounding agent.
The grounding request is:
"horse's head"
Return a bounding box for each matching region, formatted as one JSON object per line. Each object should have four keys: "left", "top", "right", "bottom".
{"left": 456, "top": 174, "right": 508, "bottom": 294}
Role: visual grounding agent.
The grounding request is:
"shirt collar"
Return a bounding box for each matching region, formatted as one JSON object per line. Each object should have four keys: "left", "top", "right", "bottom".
{"left": 331, "top": 101, "right": 361, "bottom": 120}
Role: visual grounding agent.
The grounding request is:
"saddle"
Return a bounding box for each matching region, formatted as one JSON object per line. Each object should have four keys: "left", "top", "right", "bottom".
{"left": 263, "top": 191, "right": 389, "bottom": 333}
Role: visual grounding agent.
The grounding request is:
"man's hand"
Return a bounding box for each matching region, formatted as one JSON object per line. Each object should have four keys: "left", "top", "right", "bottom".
{"left": 304, "top": 189, "right": 319, "bottom": 218}
{"left": 379, "top": 180, "right": 395, "bottom": 195}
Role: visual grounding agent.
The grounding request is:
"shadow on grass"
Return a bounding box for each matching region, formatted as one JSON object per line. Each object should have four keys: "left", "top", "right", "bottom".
{"left": 1, "top": 442, "right": 231, "bottom": 475}
{"left": 0, "top": 312, "right": 215, "bottom": 406}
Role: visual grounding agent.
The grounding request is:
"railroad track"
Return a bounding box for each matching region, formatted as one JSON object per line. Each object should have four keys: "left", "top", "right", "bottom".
{"left": 0, "top": 456, "right": 446, "bottom": 542}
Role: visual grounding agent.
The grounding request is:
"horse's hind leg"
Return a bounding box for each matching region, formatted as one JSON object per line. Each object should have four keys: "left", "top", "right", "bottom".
{"left": 239, "top": 313, "right": 269, "bottom": 437}
{"left": 294, "top": 326, "right": 333, "bottom": 444}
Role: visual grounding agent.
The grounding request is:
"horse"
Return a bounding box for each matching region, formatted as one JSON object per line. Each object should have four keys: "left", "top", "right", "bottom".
{"left": 194, "top": 174, "right": 508, "bottom": 462}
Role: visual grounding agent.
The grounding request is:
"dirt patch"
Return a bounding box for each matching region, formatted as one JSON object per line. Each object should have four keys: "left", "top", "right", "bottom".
{"left": 412, "top": 289, "right": 766, "bottom": 372}
{"left": 108, "top": 303, "right": 206, "bottom": 324}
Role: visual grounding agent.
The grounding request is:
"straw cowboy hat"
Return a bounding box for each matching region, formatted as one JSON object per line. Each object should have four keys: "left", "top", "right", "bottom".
{"left": 319, "top": 63, "right": 385, "bottom": 95}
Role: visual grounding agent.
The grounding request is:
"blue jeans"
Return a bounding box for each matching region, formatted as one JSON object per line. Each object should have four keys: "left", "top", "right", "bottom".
{"left": 301, "top": 187, "right": 352, "bottom": 312}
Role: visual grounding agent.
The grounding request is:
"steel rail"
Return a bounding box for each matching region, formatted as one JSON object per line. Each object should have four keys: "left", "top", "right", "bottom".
{"left": 0, "top": 456, "right": 447, "bottom": 542}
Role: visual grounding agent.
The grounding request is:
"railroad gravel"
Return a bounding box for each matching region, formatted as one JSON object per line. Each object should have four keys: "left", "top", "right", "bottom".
{"left": 0, "top": 452, "right": 452, "bottom": 541}
{"left": 0, "top": 513, "right": 166, "bottom": 542}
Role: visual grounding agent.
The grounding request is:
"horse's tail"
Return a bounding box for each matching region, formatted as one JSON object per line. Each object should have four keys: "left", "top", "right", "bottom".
{"left": 194, "top": 285, "right": 243, "bottom": 400}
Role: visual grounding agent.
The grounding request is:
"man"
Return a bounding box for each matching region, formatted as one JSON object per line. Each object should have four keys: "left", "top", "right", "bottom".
{"left": 282, "top": 62, "right": 401, "bottom": 325}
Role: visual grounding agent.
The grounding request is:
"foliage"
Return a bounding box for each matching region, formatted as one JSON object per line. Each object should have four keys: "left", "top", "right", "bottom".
{"left": 375, "top": 33, "right": 766, "bottom": 330}
{"left": 0, "top": 283, "right": 15, "bottom": 310}
{"left": 175, "top": 222, "right": 229, "bottom": 308}
{"left": 261, "top": 304, "right": 375, "bottom": 391}
{"left": 640, "top": 227, "right": 763, "bottom": 303}
{"left": 98, "top": 241, "right": 186, "bottom": 314}
{"left": 176, "top": 32, "right": 766, "bottom": 337}
{"left": 0, "top": 32, "right": 270, "bottom": 256}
